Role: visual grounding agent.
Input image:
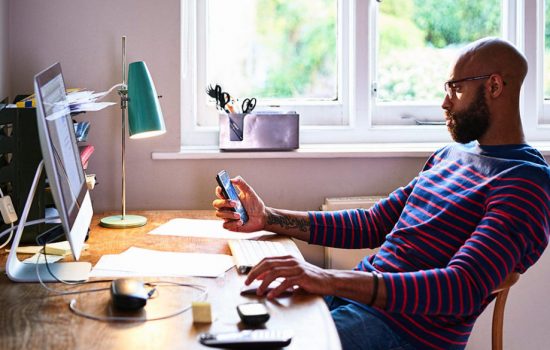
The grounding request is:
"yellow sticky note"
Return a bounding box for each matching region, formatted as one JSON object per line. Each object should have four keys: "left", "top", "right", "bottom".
{"left": 192, "top": 301, "right": 212, "bottom": 323}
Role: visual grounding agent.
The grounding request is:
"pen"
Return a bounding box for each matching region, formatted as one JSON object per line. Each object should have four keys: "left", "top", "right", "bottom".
{"left": 226, "top": 101, "right": 235, "bottom": 114}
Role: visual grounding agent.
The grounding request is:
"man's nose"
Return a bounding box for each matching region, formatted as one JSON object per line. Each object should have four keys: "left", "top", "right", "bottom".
{"left": 442, "top": 94, "right": 452, "bottom": 111}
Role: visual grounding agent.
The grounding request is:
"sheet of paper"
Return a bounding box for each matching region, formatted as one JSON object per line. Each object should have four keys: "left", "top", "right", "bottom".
{"left": 66, "top": 90, "right": 95, "bottom": 103}
{"left": 90, "top": 247, "right": 234, "bottom": 278}
{"left": 70, "top": 102, "right": 116, "bottom": 112}
{"left": 148, "top": 218, "right": 275, "bottom": 240}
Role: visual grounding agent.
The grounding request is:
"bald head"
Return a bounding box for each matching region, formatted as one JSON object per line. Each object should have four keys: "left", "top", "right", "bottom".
{"left": 455, "top": 37, "right": 527, "bottom": 92}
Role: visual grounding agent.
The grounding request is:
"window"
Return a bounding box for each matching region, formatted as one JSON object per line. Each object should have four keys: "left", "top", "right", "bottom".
{"left": 543, "top": 0, "right": 550, "bottom": 123}
{"left": 544, "top": 0, "right": 550, "bottom": 103}
{"left": 202, "top": 0, "right": 341, "bottom": 128}
{"left": 373, "top": 0, "right": 501, "bottom": 125}
{"left": 545, "top": 0, "right": 550, "bottom": 100}
{"left": 181, "top": 0, "right": 550, "bottom": 149}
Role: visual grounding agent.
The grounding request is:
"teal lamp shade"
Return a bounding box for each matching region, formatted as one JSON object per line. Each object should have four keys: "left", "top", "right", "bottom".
{"left": 127, "top": 61, "right": 166, "bottom": 139}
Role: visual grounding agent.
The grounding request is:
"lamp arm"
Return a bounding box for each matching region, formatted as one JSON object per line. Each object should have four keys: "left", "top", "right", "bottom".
{"left": 119, "top": 101, "right": 127, "bottom": 219}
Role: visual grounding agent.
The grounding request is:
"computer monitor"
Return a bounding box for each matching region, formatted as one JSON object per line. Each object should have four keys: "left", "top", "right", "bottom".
{"left": 6, "top": 62, "right": 93, "bottom": 282}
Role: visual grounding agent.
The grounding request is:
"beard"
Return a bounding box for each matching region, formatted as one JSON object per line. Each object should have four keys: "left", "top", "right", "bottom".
{"left": 445, "top": 86, "right": 490, "bottom": 144}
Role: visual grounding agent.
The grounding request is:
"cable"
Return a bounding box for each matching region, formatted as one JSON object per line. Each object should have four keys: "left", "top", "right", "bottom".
{"left": 0, "top": 218, "right": 58, "bottom": 242}
{"left": 0, "top": 223, "right": 13, "bottom": 249}
{"left": 37, "top": 239, "right": 89, "bottom": 286}
{"left": 36, "top": 254, "right": 113, "bottom": 295}
{"left": 68, "top": 281, "right": 208, "bottom": 322}
{"left": 0, "top": 191, "right": 54, "bottom": 248}
{"left": 34, "top": 226, "right": 209, "bottom": 323}
{"left": 35, "top": 236, "right": 209, "bottom": 323}
{"left": 0, "top": 186, "right": 13, "bottom": 249}
{"left": 37, "top": 275, "right": 112, "bottom": 295}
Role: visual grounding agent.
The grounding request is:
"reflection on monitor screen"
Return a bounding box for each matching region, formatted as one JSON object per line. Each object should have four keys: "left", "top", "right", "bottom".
{"left": 6, "top": 62, "right": 93, "bottom": 282}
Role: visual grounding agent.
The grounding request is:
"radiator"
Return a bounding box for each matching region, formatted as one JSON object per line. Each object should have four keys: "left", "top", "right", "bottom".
{"left": 322, "top": 196, "right": 384, "bottom": 269}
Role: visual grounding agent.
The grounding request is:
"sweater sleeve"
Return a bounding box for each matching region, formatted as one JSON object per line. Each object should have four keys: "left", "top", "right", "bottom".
{"left": 308, "top": 177, "right": 417, "bottom": 249}
{"left": 381, "top": 171, "right": 550, "bottom": 317}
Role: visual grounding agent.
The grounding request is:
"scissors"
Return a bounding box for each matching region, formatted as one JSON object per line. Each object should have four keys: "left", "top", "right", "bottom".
{"left": 241, "top": 97, "right": 257, "bottom": 114}
{"left": 215, "top": 85, "right": 231, "bottom": 112}
{"left": 206, "top": 84, "right": 232, "bottom": 112}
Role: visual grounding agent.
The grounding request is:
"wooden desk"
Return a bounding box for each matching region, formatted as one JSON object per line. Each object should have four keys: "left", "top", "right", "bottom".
{"left": 0, "top": 210, "right": 341, "bottom": 350}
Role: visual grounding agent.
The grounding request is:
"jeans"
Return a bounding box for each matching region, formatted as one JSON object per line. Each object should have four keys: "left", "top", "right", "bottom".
{"left": 324, "top": 296, "right": 416, "bottom": 350}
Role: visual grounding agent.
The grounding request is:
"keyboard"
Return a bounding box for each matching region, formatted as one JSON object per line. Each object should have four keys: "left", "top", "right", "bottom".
{"left": 228, "top": 239, "right": 290, "bottom": 274}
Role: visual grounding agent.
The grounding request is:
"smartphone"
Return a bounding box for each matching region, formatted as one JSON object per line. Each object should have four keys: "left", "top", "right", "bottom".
{"left": 199, "top": 329, "right": 292, "bottom": 348}
{"left": 216, "top": 170, "right": 249, "bottom": 223}
{"left": 236, "top": 302, "right": 270, "bottom": 325}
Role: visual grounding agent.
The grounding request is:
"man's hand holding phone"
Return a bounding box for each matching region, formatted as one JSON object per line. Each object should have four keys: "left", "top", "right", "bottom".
{"left": 216, "top": 170, "right": 249, "bottom": 223}
{"left": 213, "top": 171, "right": 267, "bottom": 232}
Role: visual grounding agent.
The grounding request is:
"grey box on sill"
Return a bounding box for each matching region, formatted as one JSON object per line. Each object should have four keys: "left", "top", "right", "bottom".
{"left": 219, "top": 113, "right": 299, "bottom": 151}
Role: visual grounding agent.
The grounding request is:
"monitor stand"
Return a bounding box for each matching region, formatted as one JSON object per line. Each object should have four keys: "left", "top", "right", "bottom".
{"left": 5, "top": 161, "right": 91, "bottom": 282}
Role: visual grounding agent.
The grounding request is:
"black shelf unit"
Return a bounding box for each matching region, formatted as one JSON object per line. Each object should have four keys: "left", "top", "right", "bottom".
{"left": 0, "top": 101, "right": 55, "bottom": 244}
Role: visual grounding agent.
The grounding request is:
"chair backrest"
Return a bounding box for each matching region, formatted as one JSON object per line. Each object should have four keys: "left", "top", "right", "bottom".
{"left": 490, "top": 272, "right": 520, "bottom": 350}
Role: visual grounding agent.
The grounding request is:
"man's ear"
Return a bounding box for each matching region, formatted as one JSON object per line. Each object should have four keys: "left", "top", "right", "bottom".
{"left": 488, "top": 74, "right": 505, "bottom": 98}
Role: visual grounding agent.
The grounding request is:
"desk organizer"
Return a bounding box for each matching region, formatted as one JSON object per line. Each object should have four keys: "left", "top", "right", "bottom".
{"left": 219, "top": 113, "right": 299, "bottom": 151}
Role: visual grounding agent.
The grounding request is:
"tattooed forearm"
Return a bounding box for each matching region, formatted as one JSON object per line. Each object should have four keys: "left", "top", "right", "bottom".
{"left": 267, "top": 213, "right": 309, "bottom": 232}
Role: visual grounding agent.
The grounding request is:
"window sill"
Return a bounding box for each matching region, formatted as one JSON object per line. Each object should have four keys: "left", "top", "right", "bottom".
{"left": 153, "top": 143, "right": 446, "bottom": 159}
{"left": 152, "top": 142, "right": 550, "bottom": 160}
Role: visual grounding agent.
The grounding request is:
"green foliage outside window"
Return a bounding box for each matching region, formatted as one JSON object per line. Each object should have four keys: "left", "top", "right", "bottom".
{"left": 412, "top": 0, "right": 500, "bottom": 48}
{"left": 545, "top": 1, "right": 550, "bottom": 50}
{"left": 250, "top": 0, "right": 550, "bottom": 102}
{"left": 378, "top": 0, "right": 501, "bottom": 102}
{"left": 256, "top": 0, "right": 337, "bottom": 99}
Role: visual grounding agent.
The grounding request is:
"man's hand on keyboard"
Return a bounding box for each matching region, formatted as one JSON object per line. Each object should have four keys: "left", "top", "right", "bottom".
{"left": 244, "top": 256, "right": 334, "bottom": 300}
{"left": 213, "top": 176, "right": 266, "bottom": 233}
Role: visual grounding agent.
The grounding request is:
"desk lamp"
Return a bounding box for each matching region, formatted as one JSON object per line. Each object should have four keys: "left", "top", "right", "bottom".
{"left": 100, "top": 36, "right": 166, "bottom": 228}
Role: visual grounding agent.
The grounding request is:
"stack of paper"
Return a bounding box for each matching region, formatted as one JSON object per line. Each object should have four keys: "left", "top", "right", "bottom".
{"left": 66, "top": 89, "right": 116, "bottom": 113}
{"left": 90, "top": 247, "right": 234, "bottom": 278}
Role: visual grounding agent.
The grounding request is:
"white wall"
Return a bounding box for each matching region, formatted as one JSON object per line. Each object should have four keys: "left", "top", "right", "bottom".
{"left": 5, "top": 0, "right": 427, "bottom": 218}
{"left": 7, "top": 1, "right": 550, "bottom": 348}
{"left": 6, "top": 0, "right": 425, "bottom": 266}
{"left": 0, "top": 0, "right": 8, "bottom": 100}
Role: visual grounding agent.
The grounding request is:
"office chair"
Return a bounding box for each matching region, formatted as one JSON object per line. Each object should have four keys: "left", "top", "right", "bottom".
{"left": 490, "top": 272, "right": 520, "bottom": 350}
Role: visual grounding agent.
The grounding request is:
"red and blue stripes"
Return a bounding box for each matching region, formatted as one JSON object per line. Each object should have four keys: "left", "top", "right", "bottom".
{"left": 308, "top": 143, "right": 550, "bottom": 350}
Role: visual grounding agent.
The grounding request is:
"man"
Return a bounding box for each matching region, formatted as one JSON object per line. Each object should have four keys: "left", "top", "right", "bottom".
{"left": 213, "top": 38, "right": 550, "bottom": 350}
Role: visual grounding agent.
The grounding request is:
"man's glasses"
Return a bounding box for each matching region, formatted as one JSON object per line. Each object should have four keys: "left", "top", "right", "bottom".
{"left": 444, "top": 74, "right": 492, "bottom": 99}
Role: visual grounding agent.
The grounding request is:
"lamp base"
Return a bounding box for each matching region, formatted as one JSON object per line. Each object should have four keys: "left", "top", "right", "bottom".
{"left": 100, "top": 215, "right": 147, "bottom": 229}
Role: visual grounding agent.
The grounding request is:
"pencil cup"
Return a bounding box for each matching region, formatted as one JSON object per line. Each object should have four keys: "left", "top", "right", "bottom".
{"left": 218, "top": 112, "right": 299, "bottom": 151}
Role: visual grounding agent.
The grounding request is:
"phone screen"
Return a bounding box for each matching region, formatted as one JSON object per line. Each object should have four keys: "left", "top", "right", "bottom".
{"left": 216, "top": 170, "right": 249, "bottom": 223}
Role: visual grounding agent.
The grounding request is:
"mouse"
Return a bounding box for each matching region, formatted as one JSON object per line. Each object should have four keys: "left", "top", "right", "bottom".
{"left": 110, "top": 278, "right": 149, "bottom": 311}
{"left": 240, "top": 278, "right": 296, "bottom": 297}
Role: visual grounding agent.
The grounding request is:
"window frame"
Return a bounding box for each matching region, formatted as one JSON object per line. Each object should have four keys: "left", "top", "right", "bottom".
{"left": 523, "top": 0, "right": 550, "bottom": 138}
{"left": 181, "top": 0, "right": 550, "bottom": 150}
{"left": 540, "top": 0, "right": 550, "bottom": 124}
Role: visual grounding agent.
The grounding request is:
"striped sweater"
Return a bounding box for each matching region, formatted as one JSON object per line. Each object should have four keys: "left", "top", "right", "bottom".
{"left": 309, "top": 143, "right": 550, "bottom": 350}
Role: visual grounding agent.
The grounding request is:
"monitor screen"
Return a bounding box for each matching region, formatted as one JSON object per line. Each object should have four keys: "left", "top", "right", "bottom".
{"left": 34, "top": 62, "right": 93, "bottom": 261}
